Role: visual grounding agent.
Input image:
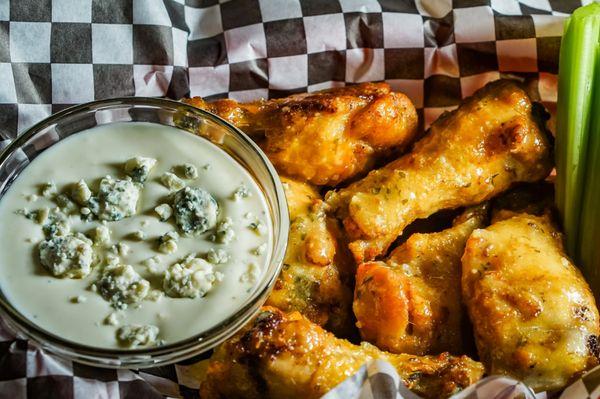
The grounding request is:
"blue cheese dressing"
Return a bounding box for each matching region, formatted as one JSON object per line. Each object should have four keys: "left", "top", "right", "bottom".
{"left": 0, "top": 122, "right": 272, "bottom": 349}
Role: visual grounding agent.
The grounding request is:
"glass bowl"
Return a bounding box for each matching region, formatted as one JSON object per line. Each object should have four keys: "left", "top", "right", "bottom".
{"left": 0, "top": 97, "right": 289, "bottom": 368}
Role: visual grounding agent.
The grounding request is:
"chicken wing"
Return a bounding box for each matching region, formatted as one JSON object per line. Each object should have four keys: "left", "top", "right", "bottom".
{"left": 354, "top": 205, "right": 487, "bottom": 356}
{"left": 325, "top": 80, "right": 553, "bottom": 263}
{"left": 200, "top": 307, "right": 484, "bottom": 399}
{"left": 462, "top": 213, "right": 600, "bottom": 392}
{"left": 265, "top": 177, "right": 354, "bottom": 335}
{"left": 184, "top": 83, "right": 418, "bottom": 186}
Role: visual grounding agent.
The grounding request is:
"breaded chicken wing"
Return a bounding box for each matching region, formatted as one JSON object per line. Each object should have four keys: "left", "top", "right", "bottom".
{"left": 462, "top": 213, "right": 600, "bottom": 392}
{"left": 354, "top": 205, "right": 487, "bottom": 355}
{"left": 265, "top": 177, "right": 354, "bottom": 335}
{"left": 326, "top": 80, "right": 553, "bottom": 263}
{"left": 184, "top": 83, "right": 418, "bottom": 186}
{"left": 200, "top": 307, "right": 484, "bottom": 399}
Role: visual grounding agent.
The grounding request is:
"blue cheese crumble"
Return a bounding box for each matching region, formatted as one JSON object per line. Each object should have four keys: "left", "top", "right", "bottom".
{"left": 71, "top": 179, "right": 92, "bottom": 205}
{"left": 160, "top": 172, "right": 186, "bottom": 191}
{"left": 124, "top": 156, "right": 157, "bottom": 183}
{"left": 93, "top": 176, "right": 141, "bottom": 221}
{"left": 163, "top": 256, "right": 223, "bottom": 298}
{"left": 178, "top": 163, "right": 198, "bottom": 179}
{"left": 206, "top": 248, "right": 229, "bottom": 264}
{"left": 110, "top": 242, "right": 130, "bottom": 257}
{"left": 252, "top": 243, "right": 267, "bottom": 256}
{"left": 240, "top": 262, "right": 260, "bottom": 284}
{"left": 231, "top": 185, "right": 251, "bottom": 201}
{"left": 142, "top": 255, "right": 162, "bottom": 275}
{"left": 38, "top": 234, "right": 94, "bottom": 278}
{"left": 104, "top": 312, "right": 120, "bottom": 326}
{"left": 96, "top": 264, "right": 150, "bottom": 309}
{"left": 158, "top": 231, "right": 179, "bottom": 254}
{"left": 154, "top": 203, "right": 173, "bottom": 221}
{"left": 92, "top": 225, "right": 111, "bottom": 246}
{"left": 129, "top": 230, "right": 145, "bottom": 241}
{"left": 41, "top": 182, "right": 57, "bottom": 198}
{"left": 16, "top": 207, "right": 49, "bottom": 225}
{"left": 55, "top": 193, "right": 78, "bottom": 213}
{"left": 42, "top": 211, "right": 71, "bottom": 238}
{"left": 70, "top": 295, "right": 87, "bottom": 304}
{"left": 247, "top": 220, "right": 266, "bottom": 236}
{"left": 172, "top": 187, "right": 218, "bottom": 235}
{"left": 116, "top": 324, "right": 159, "bottom": 348}
{"left": 212, "top": 217, "right": 235, "bottom": 244}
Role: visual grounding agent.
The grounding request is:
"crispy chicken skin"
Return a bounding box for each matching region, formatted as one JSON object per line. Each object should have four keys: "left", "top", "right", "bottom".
{"left": 354, "top": 205, "right": 487, "bottom": 355}
{"left": 200, "top": 307, "right": 484, "bottom": 399}
{"left": 462, "top": 213, "right": 600, "bottom": 392}
{"left": 265, "top": 177, "right": 354, "bottom": 335}
{"left": 325, "top": 80, "right": 553, "bottom": 263}
{"left": 184, "top": 82, "right": 418, "bottom": 186}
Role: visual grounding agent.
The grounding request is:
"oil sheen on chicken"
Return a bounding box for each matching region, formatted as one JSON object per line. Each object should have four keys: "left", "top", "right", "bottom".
{"left": 184, "top": 82, "right": 418, "bottom": 186}
{"left": 462, "top": 213, "right": 600, "bottom": 392}
{"left": 265, "top": 177, "right": 354, "bottom": 336}
{"left": 354, "top": 205, "right": 487, "bottom": 355}
{"left": 200, "top": 307, "right": 484, "bottom": 399}
{"left": 326, "top": 80, "right": 553, "bottom": 263}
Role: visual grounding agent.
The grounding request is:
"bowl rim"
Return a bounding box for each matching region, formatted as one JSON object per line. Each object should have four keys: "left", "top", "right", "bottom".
{"left": 0, "top": 97, "right": 289, "bottom": 366}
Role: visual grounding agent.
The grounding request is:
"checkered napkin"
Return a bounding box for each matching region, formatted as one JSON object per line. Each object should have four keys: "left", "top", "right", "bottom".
{"left": 0, "top": 0, "right": 594, "bottom": 398}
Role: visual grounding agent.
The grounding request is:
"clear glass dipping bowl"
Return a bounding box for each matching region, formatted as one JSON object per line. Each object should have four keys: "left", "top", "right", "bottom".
{"left": 0, "top": 98, "right": 289, "bottom": 369}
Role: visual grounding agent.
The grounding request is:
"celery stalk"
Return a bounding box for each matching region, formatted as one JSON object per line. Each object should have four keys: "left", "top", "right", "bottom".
{"left": 555, "top": 3, "right": 600, "bottom": 256}
{"left": 578, "top": 46, "right": 600, "bottom": 288}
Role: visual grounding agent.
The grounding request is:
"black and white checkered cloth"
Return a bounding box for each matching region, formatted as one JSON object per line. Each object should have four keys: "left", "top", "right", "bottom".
{"left": 0, "top": 0, "right": 596, "bottom": 398}
{"left": 0, "top": 317, "right": 212, "bottom": 398}
{"left": 0, "top": 0, "right": 573, "bottom": 143}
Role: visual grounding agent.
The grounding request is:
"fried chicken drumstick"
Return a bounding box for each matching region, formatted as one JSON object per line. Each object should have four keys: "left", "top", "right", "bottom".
{"left": 462, "top": 213, "right": 600, "bottom": 392}
{"left": 354, "top": 205, "right": 487, "bottom": 355}
{"left": 326, "top": 80, "right": 553, "bottom": 263}
{"left": 200, "top": 307, "right": 484, "bottom": 399}
{"left": 265, "top": 177, "right": 354, "bottom": 336}
{"left": 185, "top": 82, "right": 418, "bottom": 186}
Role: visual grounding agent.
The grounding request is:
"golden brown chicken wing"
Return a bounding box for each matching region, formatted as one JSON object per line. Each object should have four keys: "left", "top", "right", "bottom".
{"left": 200, "top": 307, "right": 484, "bottom": 399}
{"left": 354, "top": 205, "right": 487, "bottom": 356}
{"left": 325, "top": 80, "right": 553, "bottom": 263}
{"left": 265, "top": 177, "right": 354, "bottom": 335}
{"left": 184, "top": 82, "right": 418, "bottom": 186}
{"left": 462, "top": 213, "right": 600, "bottom": 392}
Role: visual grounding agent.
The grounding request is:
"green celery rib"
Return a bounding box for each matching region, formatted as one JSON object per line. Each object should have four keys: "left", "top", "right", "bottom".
{"left": 579, "top": 45, "right": 600, "bottom": 289}
{"left": 555, "top": 2, "right": 600, "bottom": 256}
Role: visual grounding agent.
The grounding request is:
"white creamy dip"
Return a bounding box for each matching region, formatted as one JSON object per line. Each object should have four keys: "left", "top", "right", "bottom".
{"left": 0, "top": 122, "right": 272, "bottom": 349}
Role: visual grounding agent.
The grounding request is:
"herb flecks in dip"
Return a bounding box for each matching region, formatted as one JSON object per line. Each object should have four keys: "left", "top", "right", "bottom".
{"left": 0, "top": 123, "right": 272, "bottom": 349}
